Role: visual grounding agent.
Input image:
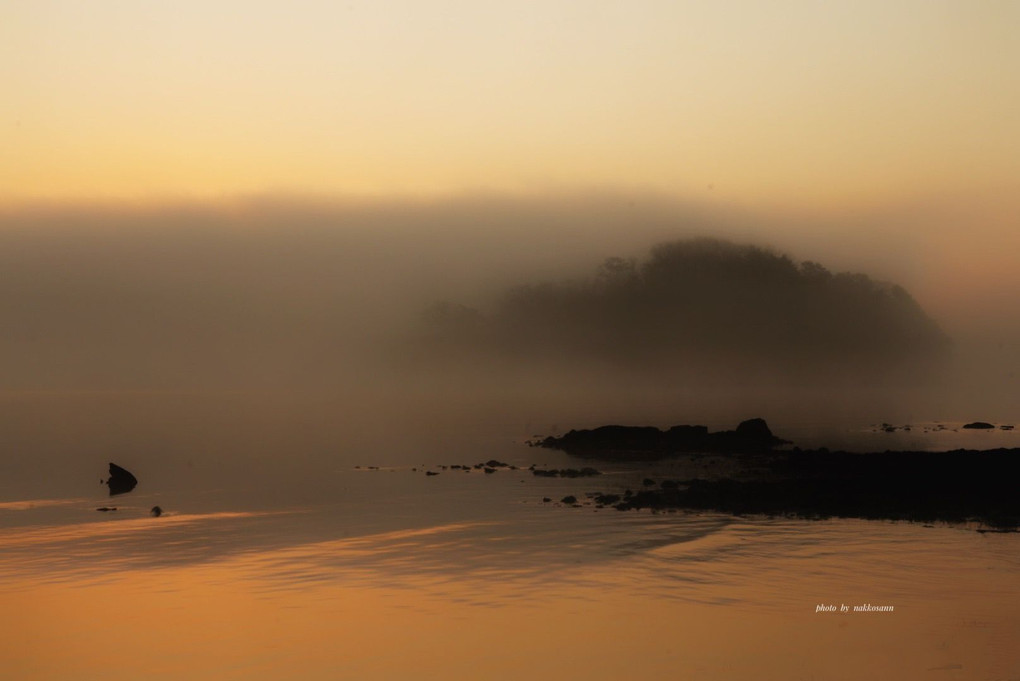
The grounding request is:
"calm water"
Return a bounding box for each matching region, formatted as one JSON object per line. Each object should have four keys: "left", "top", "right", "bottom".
{"left": 1, "top": 392, "right": 1018, "bottom": 680}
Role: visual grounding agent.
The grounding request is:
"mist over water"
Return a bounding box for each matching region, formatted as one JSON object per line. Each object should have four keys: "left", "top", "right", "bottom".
{"left": 0, "top": 193, "right": 1017, "bottom": 478}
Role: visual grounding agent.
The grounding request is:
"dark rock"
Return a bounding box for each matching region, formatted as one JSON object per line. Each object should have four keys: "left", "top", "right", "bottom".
{"left": 531, "top": 467, "right": 601, "bottom": 478}
{"left": 560, "top": 495, "right": 577, "bottom": 505}
{"left": 544, "top": 425, "right": 665, "bottom": 456}
{"left": 542, "top": 497, "right": 551, "bottom": 503}
{"left": 425, "top": 471, "right": 439, "bottom": 476}
{"left": 538, "top": 418, "right": 787, "bottom": 459}
{"left": 608, "top": 447, "right": 1020, "bottom": 529}
{"left": 642, "top": 478, "right": 656, "bottom": 486}
{"left": 105, "top": 463, "right": 137, "bottom": 496}
{"left": 665, "top": 425, "right": 710, "bottom": 448}
{"left": 560, "top": 467, "right": 601, "bottom": 478}
{"left": 1002, "top": 425, "right": 1015, "bottom": 431}
{"left": 96, "top": 507, "right": 117, "bottom": 512}
{"left": 485, "top": 460, "right": 509, "bottom": 468}
{"left": 150, "top": 506, "right": 162, "bottom": 517}
{"left": 703, "top": 418, "right": 787, "bottom": 453}
{"left": 963, "top": 422, "right": 995, "bottom": 429}
{"left": 484, "top": 468, "right": 496, "bottom": 474}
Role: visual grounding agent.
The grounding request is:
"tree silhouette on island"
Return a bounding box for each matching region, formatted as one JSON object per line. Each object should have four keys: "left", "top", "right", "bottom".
{"left": 418, "top": 237, "right": 950, "bottom": 380}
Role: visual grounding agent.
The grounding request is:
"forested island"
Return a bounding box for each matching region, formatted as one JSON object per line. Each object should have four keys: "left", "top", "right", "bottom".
{"left": 416, "top": 238, "right": 950, "bottom": 380}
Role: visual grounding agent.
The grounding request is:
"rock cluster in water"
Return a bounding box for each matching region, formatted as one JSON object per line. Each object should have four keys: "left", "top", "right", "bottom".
{"left": 535, "top": 418, "right": 787, "bottom": 459}
{"left": 535, "top": 418, "right": 1020, "bottom": 529}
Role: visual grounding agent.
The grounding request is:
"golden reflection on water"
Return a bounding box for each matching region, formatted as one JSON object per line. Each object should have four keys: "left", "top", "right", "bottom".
{"left": 2, "top": 512, "right": 1018, "bottom": 680}
{"left": 0, "top": 554, "right": 910, "bottom": 681}
{"left": 0, "top": 511, "right": 278, "bottom": 547}
{"left": 0, "top": 499, "right": 90, "bottom": 512}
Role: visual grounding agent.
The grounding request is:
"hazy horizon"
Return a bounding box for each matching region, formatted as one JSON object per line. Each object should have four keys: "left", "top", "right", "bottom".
{"left": 1, "top": 192, "right": 1016, "bottom": 428}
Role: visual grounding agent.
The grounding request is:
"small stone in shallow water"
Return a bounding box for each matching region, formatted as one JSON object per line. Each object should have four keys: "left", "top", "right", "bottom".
{"left": 150, "top": 506, "right": 162, "bottom": 517}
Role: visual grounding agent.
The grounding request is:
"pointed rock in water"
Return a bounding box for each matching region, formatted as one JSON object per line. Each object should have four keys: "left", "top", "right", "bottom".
{"left": 106, "top": 463, "right": 138, "bottom": 496}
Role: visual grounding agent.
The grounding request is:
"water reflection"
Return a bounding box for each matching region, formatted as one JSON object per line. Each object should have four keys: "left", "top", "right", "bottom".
{"left": 2, "top": 453, "right": 1019, "bottom": 680}
{"left": 0, "top": 497, "right": 89, "bottom": 511}
{"left": 2, "top": 509, "right": 1018, "bottom": 681}
{"left": 0, "top": 511, "right": 304, "bottom": 583}
{"left": 3, "top": 498, "right": 1018, "bottom": 614}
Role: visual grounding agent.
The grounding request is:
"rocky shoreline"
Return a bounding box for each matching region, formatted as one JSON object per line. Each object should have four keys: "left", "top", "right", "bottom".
{"left": 536, "top": 419, "right": 1020, "bottom": 529}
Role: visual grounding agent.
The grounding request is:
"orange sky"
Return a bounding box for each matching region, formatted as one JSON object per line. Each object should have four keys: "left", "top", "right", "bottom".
{"left": 3, "top": 1, "right": 1018, "bottom": 208}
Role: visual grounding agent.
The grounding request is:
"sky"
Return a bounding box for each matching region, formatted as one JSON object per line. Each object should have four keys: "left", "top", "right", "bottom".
{"left": 3, "top": 0, "right": 1018, "bottom": 207}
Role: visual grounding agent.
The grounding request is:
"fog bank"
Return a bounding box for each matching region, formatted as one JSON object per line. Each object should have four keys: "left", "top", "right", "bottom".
{"left": 1, "top": 193, "right": 1016, "bottom": 426}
